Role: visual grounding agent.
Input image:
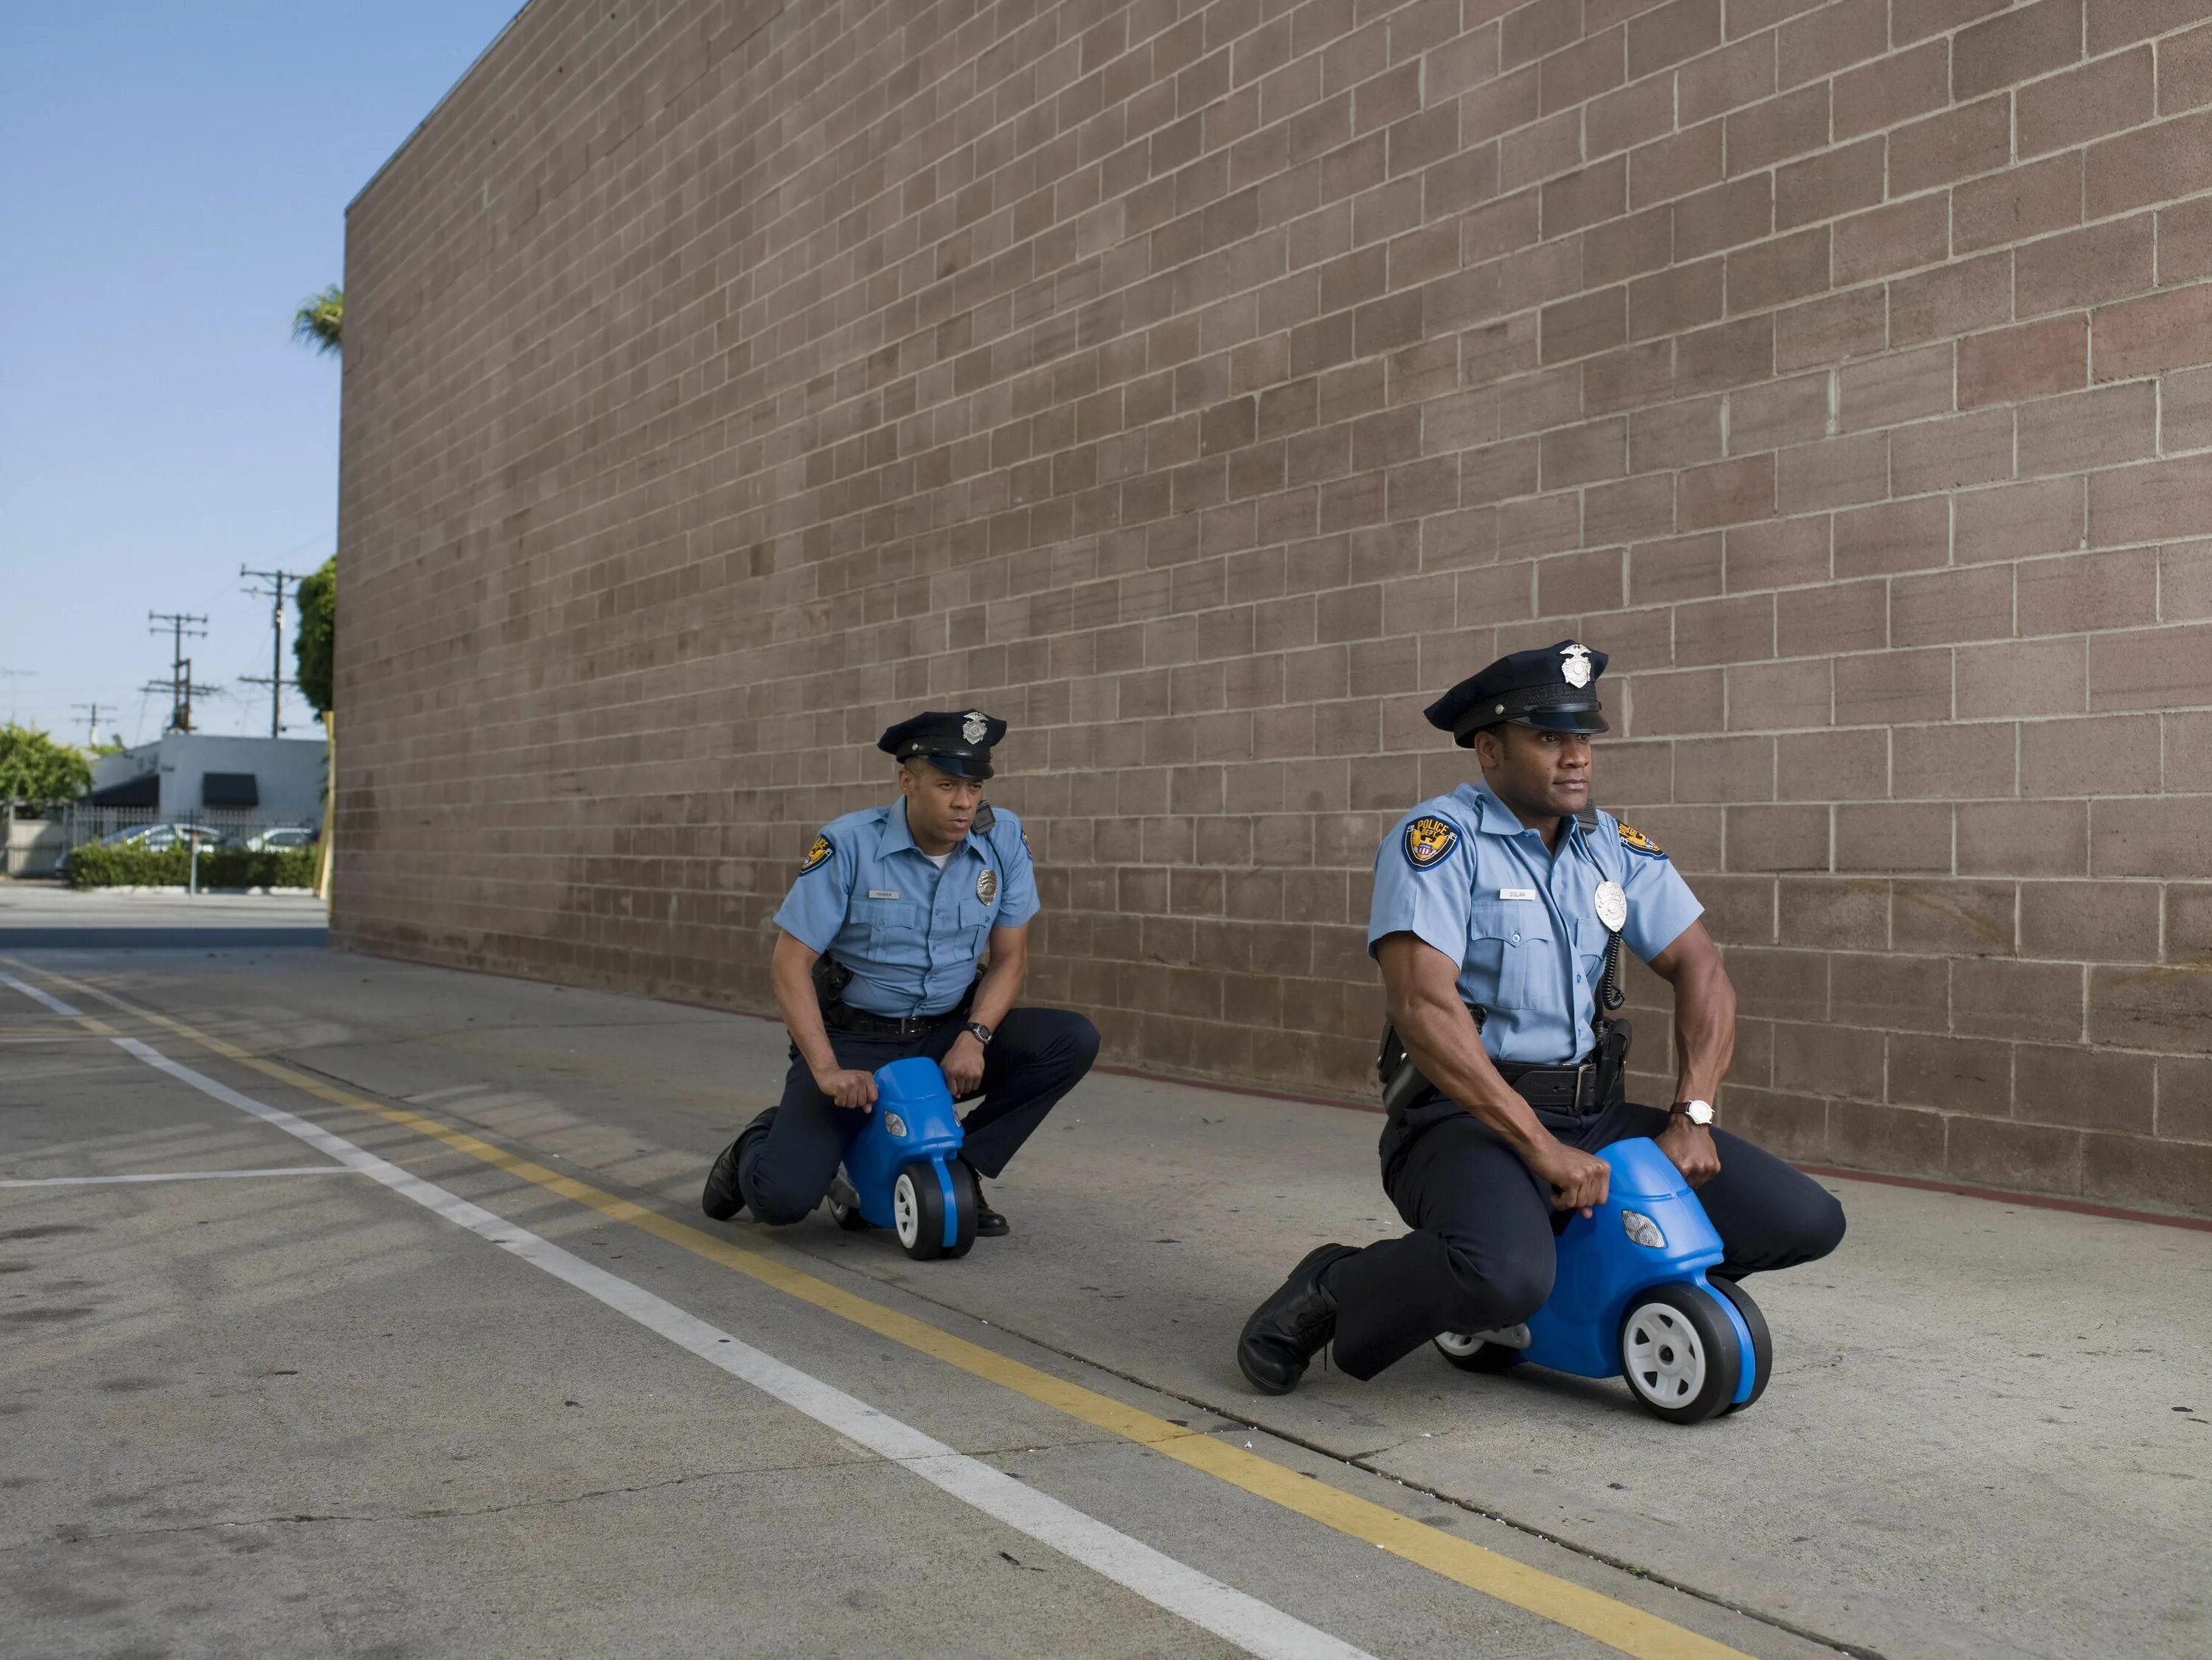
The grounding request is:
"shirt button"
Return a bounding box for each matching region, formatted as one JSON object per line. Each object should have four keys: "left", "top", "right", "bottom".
{"left": 1510, "top": 931, "right": 1522, "bottom": 945}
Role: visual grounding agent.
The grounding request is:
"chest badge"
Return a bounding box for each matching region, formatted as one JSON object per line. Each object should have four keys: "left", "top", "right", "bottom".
{"left": 1402, "top": 815, "right": 1459, "bottom": 870}
{"left": 1594, "top": 879, "right": 1627, "bottom": 933}
{"left": 975, "top": 867, "right": 998, "bottom": 903}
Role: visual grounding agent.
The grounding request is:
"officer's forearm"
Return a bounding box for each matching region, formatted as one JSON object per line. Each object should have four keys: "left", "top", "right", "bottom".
{"left": 970, "top": 937, "right": 1026, "bottom": 1030}
{"left": 1669, "top": 953, "right": 1736, "bottom": 1106}
{"left": 1392, "top": 986, "right": 1556, "bottom": 1161}
{"left": 771, "top": 935, "right": 843, "bottom": 1081}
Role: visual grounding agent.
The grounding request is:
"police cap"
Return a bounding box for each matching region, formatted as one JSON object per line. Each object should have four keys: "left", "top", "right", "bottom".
{"left": 1424, "top": 640, "right": 1610, "bottom": 745}
{"left": 877, "top": 708, "right": 1007, "bottom": 778}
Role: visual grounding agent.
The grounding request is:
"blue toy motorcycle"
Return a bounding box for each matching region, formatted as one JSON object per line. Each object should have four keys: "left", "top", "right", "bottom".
{"left": 1433, "top": 1137, "right": 1773, "bottom": 1423}
{"left": 823, "top": 1056, "right": 977, "bottom": 1260}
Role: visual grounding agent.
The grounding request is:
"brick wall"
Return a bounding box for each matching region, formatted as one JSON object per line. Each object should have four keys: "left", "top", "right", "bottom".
{"left": 338, "top": 0, "right": 2212, "bottom": 1215}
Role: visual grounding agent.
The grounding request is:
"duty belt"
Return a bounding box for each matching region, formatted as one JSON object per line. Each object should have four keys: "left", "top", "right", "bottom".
{"left": 1495, "top": 1056, "right": 1607, "bottom": 1112}
{"left": 824, "top": 999, "right": 967, "bottom": 1039}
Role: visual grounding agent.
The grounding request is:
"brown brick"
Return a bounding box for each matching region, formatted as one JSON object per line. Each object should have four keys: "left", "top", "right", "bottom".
{"left": 1953, "top": 0, "right": 2084, "bottom": 102}
{"left": 1777, "top": 876, "right": 1885, "bottom": 949}
{"left": 1893, "top": 720, "right": 2018, "bottom": 800}
{"left": 1541, "top": 287, "right": 1627, "bottom": 363}
{"left": 1728, "top": 806, "right": 1832, "bottom": 872}
{"left": 2018, "top": 46, "right": 2155, "bottom": 156}
{"left": 1680, "top": 32, "right": 1778, "bottom": 126}
{"left": 1957, "top": 315, "right": 2089, "bottom": 408}
{"left": 1727, "top": 84, "right": 1832, "bottom": 178}
{"left": 1630, "top": 259, "right": 1724, "bottom": 340}
{"left": 1834, "top": 40, "right": 1951, "bottom": 141}
{"left": 1955, "top": 476, "right": 2087, "bottom": 563}
{"left": 1958, "top": 801, "right": 2090, "bottom": 876}
{"left": 1773, "top": 1019, "right": 1885, "bottom": 1098}
{"left": 1674, "top": 175, "right": 1774, "bottom": 260}
{"left": 1832, "top": 196, "right": 1951, "bottom": 286}
{"left": 1728, "top": 515, "right": 1832, "bottom": 590}
{"left": 1778, "top": 577, "right": 1888, "bottom": 656}
{"left": 2166, "top": 538, "right": 2212, "bottom": 616}
{"left": 1834, "top": 648, "right": 1953, "bottom": 724}
{"left": 1778, "top": 430, "right": 1888, "bottom": 512}
{"left": 2176, "top": 713, "right": 2212, "bottom": 792}
{"left": 1834, "top": 497, "right": 1950, "bottom": 578}
{"left": 2015, "top": 1043, "right": 2158, "bottom": 1132}
{"left": 1631, "top": 122, "right": 1725, "bottom": 211}
{"left": 1775, "top": 138, "right": 1888, "bottom": 232}
{"left": 2019, "top": 713, "right": 2163, "bottom": 797}
{"left": 2086, "top": 107, "right": 2212, "bottom": 217}
{"left": 1825, "top": 1100, "right": 1950, "bottom": 1174}
{"left": 1955, "top": 153, "right": 2084, "bottom": 256}
{"left": 2016, "top": 383, "right": 2160, "bottom": 476}
{"left": 1840, "top": 343, "right": 1955, "bottom": 431}
{"left": 2093, "top": 793, "right": 2212, "bottom": 879}
{"left": 2016, "top": 216, "right": 2157, "bottom": 318}
{"left": 2094, "top": 282, "right": 2212, "bottom": 382}
{"left": 2016, "top": 547, "right": 2160, "bottom": 635}
{"left": 1677, "top": 733, "right": 1775, "bottom": 800}
{"left": 1542, "top": 158, "right": 1628, "bottom": 238}
{"left": 1946, "top": 1116, "right": 2084, "bottom": 1192}
{"left": 1834, "top": 949, "right": 1950, "bottom": 1033}
{"left": 1733, "top": 372, "right": 1831, "bottom": 450}
{"left": 1678, "top": 454, "right": 1776, "bottom": 529}
{"left": 2020, "top": 880, "right": 2163, "bottom": 960}
{"left": 2090, "top": 454, "right": 2212, "bottom": 547}
{"left": 2082, "top": 1133, "right": 2212, "bottom": 1213}
{"left": 1888, "top": 96, "right": 2013, "bottom": 196}
{"left": 1956, "top": 636, "right": 2088, "bottom": 720}
{"left": 1835, "top": 803, "right": 1954, "bottom": 872}
{"left": 1954, "top": 956, "right": 2086, "bottom": 1041}
{"left": 1888, "top": 408, "right": 2015, "bottom": 497}
{"left": 1627, "top": 0, "right": 1723, "bottom": 79}
{"left": 1776, "top": 287, "right": 1889, "bottom": 369}
{"left": 1724, "top": 946, "right": 1829, "bottom": 1022}
{"left": 2165, "top": 20, "right": 2212, "bottom": 114}
{"left": 1893, "top": 877, "right": 2017, "bottom": 954}
{"left": 2089, "top": 963, "right": 2212, "bottom": 1054}
{"left": 1727, "top": 656, "right": 1835, "bottom": 728}
{"left": 1893, "top": 566, "right": 2013, "bottom": 648}
{"left": 1778, "top": 729, "right": 1888, "bottom": 800}
{"left": 1676, "top": 592, "right": 1776, "bottom": 665}
{"left": 1890, "top": 1031, "right": 2011, "bottom": 1112}
{"left": 2158, "top": 1056, "right": 2212, "bottom": 1141}
{"left": 1890, "top": 251, "right": 2014, "bottom": 348}
{"left": 2169, "top": 885, "right": 2212, "bottom": 963}
{"left": 2087, "top": 0, "right": 2211, "bottom": 55}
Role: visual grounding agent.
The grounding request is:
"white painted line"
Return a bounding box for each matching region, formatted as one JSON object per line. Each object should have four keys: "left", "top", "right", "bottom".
{"left": 0, "top": 1167, "right": 358, "bottom": 1188}
{"left": 1, "top": 974, "right": 80, "bottom": 1019}
{"left": 15, "top": 975, "right": 1373, "bottom": 1660}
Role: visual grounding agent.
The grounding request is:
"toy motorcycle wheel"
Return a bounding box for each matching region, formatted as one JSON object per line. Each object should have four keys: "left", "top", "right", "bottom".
{"left": 1433, "top": 1331, "right": 1522, "bottom": 1373}
{"left": 1708, "top": 1277, "right": 1773, "bottom": 1414}
{"left": 1618, "top": 1283, "right": 1741, "bottom": 1423}
{"left": 891, "top": 1159, "right": 977, "bottom": 1261}
{"left": 825, "top": 1174, "right": 870, "bottom": 1233}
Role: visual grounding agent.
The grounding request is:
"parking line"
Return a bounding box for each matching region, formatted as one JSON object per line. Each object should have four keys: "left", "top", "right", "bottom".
{"left": 0, "top": 972, "right": 1371, "bottom": 1660}
{"left": 0, "top": 1167, "right": 357, "bottom": 1187}
{"left": 1, "top": 963, "right": 1755, "bottom": 1660}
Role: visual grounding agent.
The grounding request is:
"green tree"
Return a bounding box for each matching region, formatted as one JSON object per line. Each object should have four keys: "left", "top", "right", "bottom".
{"left": 296, "top": 557, "right": 335, "bottom": 716}
{"left": 0, "top": 724, "right": 92, "bottom": 804}
{"left": 292, "top": 284, "right": 343, "bottom": 355}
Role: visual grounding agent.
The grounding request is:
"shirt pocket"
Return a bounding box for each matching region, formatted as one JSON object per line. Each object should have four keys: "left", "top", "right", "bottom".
{"left": 1467, "top": 901, "right": 1554, "bottom": 1010}
{"left": 956, "top": 897, "right": 996, "bottom": 963}
{"left": 850, "top": 899, "right": 928, "bottom": 955}
{"left": 1572, "top": 916, "right": 1609, "bottom": 991}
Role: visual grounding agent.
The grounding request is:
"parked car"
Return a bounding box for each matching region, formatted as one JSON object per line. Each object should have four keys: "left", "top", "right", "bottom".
{"left": 57, "top": 822, "right": 231, "bottom": 873}
{"left": 244, "top": 826, "right": 319, "bottom": 852}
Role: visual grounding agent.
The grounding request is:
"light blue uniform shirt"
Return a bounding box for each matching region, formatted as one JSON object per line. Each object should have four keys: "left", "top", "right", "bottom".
{"left": 1366, "top": 781, "right": 1703, "bottom": 1065}
{"left": 773, "top": 800, "right": 1040, "bottom": 1016}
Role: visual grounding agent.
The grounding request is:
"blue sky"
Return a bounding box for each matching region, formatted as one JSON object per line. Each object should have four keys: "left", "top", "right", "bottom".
{"left": 0, "top": 1, "right": 524, "bottom": 746}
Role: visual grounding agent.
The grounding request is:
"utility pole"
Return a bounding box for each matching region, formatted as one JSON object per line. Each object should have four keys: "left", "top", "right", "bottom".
{"left": 147, "top": 613, "right": 208, "bottom": 733}
{"left": 71, "top": 702, "right": 111, "bottom": 747}
{"left": 238, "top": 567, "right": 309, "bottom": 738}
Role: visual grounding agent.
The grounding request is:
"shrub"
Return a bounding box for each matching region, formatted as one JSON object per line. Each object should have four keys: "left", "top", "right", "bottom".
{"left": 66, "top": 841, "right": 316, "bottom": 890}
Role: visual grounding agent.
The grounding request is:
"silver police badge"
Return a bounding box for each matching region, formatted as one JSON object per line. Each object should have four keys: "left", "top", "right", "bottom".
{"left": 1594, "top": 879, "right": 1627, "bottom": 934}
{"left": 976, "top": 867, "right": 998, "bottom": 903}
{"left": 1560, "top": 642, "right": 1594, "bottom": 688}
{"left": 961, "top": 710, "right": 989, "bottom": 744}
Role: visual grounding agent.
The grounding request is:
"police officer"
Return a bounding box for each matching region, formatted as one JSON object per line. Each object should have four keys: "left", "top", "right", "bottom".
{"left": 1237, "top": 641, "right": 1846, "bottom": 1393}
{"left": 702, "top": 710, "right": 1100, "bottom": 1236}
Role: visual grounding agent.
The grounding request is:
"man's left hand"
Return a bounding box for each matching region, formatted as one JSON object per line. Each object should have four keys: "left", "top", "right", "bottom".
{"left": 1657, "top": 1115, "right": 1721, "bottom": 1187}
{"left": 940, "top": 1032, "right": 987, "bottom": 1098}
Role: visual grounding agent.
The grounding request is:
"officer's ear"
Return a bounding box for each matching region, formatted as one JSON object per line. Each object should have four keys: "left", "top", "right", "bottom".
{"left": 1471, "top": 725, "right": 1506, "bottom": 770}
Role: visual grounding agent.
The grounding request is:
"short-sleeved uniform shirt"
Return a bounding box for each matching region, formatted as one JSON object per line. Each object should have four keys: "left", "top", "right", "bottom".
{"left": 773, "top": 800, "right": 1040, "bottom": 1016}
{"left": 1366, "top": 781, "right": 1703, "bottom": 1064}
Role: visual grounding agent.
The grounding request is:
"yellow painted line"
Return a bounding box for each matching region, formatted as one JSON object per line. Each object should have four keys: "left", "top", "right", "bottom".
{"left": 10, "top": 961, "right": 1750, "bottom": 1660}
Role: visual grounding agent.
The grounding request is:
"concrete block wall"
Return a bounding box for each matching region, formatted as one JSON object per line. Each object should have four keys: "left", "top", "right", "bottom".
{"left": 338, "top": 0, "right": 2212, "bottom": 1213}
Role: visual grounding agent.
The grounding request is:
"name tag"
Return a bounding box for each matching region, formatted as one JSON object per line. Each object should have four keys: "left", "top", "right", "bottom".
{"left": 867, "top": 890, "right": 900, "bottom": 899}
{"left": 1498, "top": 887, "right": 1537, "bottom": 902}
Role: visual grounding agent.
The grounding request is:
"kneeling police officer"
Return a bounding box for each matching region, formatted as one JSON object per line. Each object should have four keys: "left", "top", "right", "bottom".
{"left": 702, "top": 710, "right": 1099, "bottom": 1236}
{"left": 1237, "top": 642, "right": 1846, "bottom": 1393}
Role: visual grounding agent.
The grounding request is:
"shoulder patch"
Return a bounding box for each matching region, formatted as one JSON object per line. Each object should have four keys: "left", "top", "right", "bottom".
{"left": 1616, "top": 820, "right": 1667, "bottom": 859}
{"left": 799, "top": 833, "right": 835, "bottom": 873}
{"left": 1402, "top": 815, "right": 1461, "bottom": 871}
{"left": 1020, "top": 829, "right": 1033, "bottom": 856}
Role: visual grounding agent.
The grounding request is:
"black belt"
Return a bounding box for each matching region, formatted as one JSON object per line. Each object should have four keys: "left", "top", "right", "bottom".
{"left": 1496, "top": 1056, "right": 1607, "bottom": 1112}
{"left": 823, "top": 991, "right": 974, "bottom": 1039}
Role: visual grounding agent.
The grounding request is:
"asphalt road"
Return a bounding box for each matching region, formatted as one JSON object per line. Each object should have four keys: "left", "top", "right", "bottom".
{"left": 1, "top": 890, "right": 2204, "bottom": 1659}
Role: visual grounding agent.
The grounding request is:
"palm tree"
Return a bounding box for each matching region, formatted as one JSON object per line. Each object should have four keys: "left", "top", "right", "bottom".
{"left": 292, "top": 285, "right": 343, "bottom": 355}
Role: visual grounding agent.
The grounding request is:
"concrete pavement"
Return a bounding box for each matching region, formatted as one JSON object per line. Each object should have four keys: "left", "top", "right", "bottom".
{"left": 1, "top": 887, "right": 2204, "bottom": 1659}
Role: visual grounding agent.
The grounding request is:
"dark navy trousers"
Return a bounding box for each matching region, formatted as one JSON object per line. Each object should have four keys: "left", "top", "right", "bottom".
{"left": 1326, "top": 1095, "right": 1847, "bottom": 1380}
{"left": 737, "top": 1006, "right": 1100, "bottom": 1226}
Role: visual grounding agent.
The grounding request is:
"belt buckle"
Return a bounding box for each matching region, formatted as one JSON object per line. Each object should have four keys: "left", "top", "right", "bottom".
{"left": 1573, "top": 1063, "right": 1595, "bottom": 1110}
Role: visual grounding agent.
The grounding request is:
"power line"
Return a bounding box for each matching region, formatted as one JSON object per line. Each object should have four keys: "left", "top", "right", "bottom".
{"left": 71, "top": 702, "right": 111, "bottom": 747}
{"left": 146, "top": 613, "right": 209, "bottom": 733}
{"left": 238, "top": 566, "right": 311, "bottom": 738}
{"left": 0, "top": 667, "right": 30, "bottom": 725}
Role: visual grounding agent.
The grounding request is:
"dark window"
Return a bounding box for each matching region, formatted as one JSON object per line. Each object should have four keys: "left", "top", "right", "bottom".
{"left": 201, "top": 773, "right": 260, "bottom": 809}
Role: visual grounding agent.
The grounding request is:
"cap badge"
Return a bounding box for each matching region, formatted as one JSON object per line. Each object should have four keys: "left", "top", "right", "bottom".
{"left": 976, "top": 867, "right": 998, "bottom": 903}
{"left": 1594, "top": 879, "right": 1627, "bottom": 933}
{"left": 961, "top": 711, "right": 989, "bottom": 744}
{"left": 1560, "top": 642, "right": 1593, "bottom": 689}
{"left": 1402, "top": 815, "right": 1460, "bottom": 871}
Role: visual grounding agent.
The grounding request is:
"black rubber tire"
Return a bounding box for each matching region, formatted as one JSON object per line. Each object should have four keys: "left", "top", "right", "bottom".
{"left": 894, "top": 1160, "right": 977, "bottom": 1260}
{"left": 1617, "top": 1283, "right": 1742, "bottom": 1423}
{"left": 826, "top": 1176, "right": 870, "bottom": 1232}
{"left": 1433, "top": 1333, "right": 1522, "bottom": 1373}
{"left": 1708, "top": 1277, "right": 1773, "bottom": 1415}
{"left": 941, "top": 1159, "right": 978, "bottom": 1260}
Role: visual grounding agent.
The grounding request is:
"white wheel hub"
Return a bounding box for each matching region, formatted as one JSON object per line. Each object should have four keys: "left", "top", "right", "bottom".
{"left": 892, "top": 1172, "right": 919, "bottom": 1248}
{"left": 1435, "top": 1331, "right": 1484, "bottom": 1357}
{"left": 1623, "top": 1302, "right": 1707, "bottom": 1406}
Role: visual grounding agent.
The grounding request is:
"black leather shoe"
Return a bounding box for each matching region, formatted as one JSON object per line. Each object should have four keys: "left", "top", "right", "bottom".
{"left": 700, "top": 1110, "right": 774, "bottom": 1221}
{"left": 961, "top": 1159, "right": 1009, "bottom": 1237}
{"left": 1237, "top": 1243, "right": 1357, "bottom": 1395}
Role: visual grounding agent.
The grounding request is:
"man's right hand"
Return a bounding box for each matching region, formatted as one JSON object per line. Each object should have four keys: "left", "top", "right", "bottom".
{"left": 1526, "top": 1140, "right": 1610, "bottom": 1216}
{"left": 814, "top": 1067, "right": 877, "bottom": 1111}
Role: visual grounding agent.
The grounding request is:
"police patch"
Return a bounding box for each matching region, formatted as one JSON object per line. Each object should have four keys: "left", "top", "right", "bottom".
{"left": 1616, "top": 821, "right": 1666, "bottom": 859}
{"left": 799, "top": 834, "right": 834, "bottom": 873}
{"left": 1402, "top": 815, "right": 1460, "bottom": 871}
{"left": 976, "top": 867, "right": 998, "bottom": 903}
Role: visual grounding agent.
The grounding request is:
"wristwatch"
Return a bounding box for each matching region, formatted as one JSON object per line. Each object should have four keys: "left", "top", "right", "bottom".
{"left": 1670, "top": 1098, "right": 1714, "bottom": 1126}
{"left": 962, "top": 1020, "right": 995, "bottom": 1048}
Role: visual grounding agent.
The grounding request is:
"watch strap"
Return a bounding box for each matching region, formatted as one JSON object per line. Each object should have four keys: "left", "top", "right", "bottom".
{"left": 962, "top": 1020, "right": 995, "bottom": 1047}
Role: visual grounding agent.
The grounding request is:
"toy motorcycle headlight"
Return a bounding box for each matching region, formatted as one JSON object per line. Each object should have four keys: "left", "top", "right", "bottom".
{"left": 1621, "top": 1209, "right": 1666, "bottom": 1249}
{"left": 883, "top": 1112, "right": 908, "bottom": 1139}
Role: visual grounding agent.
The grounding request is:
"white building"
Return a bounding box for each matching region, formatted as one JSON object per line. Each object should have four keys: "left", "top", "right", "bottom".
{"left": 88, "top": 733, "right": 327, "bottom": 824}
